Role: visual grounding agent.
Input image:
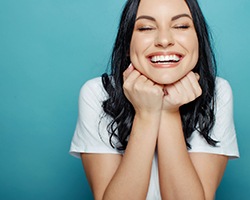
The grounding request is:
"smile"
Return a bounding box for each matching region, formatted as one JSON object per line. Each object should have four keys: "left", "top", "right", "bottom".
{"left": 150, "top": 54, "right": 182, "bottom": 64}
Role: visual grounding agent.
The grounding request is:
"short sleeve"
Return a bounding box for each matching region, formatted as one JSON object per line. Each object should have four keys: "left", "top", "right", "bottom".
{"left": 69, "top": 77, "right": 120, "bottom": 158}
{"left": 188, "top": 77, "right": 239, "bottom": 159}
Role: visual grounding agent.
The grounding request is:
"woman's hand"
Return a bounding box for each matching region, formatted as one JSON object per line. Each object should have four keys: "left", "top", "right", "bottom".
{"left": 123, "top": 64, "right": 164, "bottom": 115}
{"left": 162, "top": 71, "right": 202, "bottom": 113}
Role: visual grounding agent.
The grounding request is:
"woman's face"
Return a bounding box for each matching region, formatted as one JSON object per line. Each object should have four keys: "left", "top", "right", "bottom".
{"left": 129, "top": 0, "right": 199, "bottom": 84}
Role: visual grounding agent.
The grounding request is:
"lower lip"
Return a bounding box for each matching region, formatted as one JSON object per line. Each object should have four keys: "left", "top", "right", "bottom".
{"left": 148, "top": 59, "right": 181, "bottom": 68}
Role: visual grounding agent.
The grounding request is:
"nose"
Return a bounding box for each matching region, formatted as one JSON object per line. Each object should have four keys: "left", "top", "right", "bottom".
{"left": 155, "top": 29, "right": 174, "bottom": 48}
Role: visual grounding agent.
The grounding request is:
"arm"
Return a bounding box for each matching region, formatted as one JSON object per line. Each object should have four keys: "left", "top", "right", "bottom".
{"left": 82, "top": 66, "right": 163, "bottom": 200}
{"left": 189, "top": 153, "right": 228, "bottom": 199}
{"left": 82, "top": 113, "right": 159, "bottom": 200}
{"left": 157, "top": 72, "right": 228, "bottom": 200}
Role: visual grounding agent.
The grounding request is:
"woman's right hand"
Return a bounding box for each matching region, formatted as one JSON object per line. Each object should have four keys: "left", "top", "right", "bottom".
{"left": 123, "top": 64, "right": 164, "bottom": 116}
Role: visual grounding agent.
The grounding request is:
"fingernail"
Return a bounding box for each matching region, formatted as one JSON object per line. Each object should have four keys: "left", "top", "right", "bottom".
{"left": 128, "top": 63, "right": 133, "bottom": 69}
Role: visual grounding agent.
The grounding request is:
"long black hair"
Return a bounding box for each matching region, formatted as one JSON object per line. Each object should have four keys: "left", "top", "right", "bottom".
{"left": 101, "top": 0, "right": 218, "bottom": 151}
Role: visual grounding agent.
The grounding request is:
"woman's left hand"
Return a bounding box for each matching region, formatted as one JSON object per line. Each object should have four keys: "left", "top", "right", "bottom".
{"left": 162, "top": 71, "right": 202, "bottom": 113}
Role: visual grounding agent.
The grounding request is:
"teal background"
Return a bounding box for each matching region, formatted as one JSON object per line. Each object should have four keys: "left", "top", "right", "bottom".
{"left": 0, "top": 0, "right": 249, "bottom": 199}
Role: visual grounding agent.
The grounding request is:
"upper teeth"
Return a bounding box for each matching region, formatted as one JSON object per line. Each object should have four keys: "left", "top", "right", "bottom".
{"left": 151, "top": 55, "right": 180, "bottom": 62}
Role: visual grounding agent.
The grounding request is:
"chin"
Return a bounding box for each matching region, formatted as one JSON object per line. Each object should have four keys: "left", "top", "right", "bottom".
{"left": 151, "top": 76, "right": 179, "bottom": 85}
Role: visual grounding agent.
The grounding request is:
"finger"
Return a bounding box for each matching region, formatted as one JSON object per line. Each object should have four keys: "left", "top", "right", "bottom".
{"left": 186, "top": 72, "right": 202, "bottom": 97}
{"left": 123, "top": 67, "right": 141, "bottom": 90}
{"left": 178, "top": 75, "right": 198, "bottom": 102}
{"left": 123, "top": 63, "right": 134, "bottom": 81}
{"left": 163, "top": 84, "right": 183, "bottom": 109}
{"left": 124, "top": 67, "right": 141, "bottom": 83}
{"left": 194, "top": 72, "right": 200, "bottom": 80}
{"left": 180, "top": 74, "right": 195, "bottom": 93}
{"left": 144, "top": 78, "right": 164, "bottom": 96}
{"left": 164, "top": 84, "right": 179, "bottom": 99}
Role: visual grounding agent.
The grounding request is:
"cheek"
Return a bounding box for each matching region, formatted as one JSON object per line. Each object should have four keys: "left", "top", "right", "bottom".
{"left": 130, "top": 34, "right": 153, "bottom": 54}
{"left": 129, "top": 37, "right": 147, "bottom": 74}
{"left": 192, "top": 39, "right": 199, "bottom": 61}
{"left": 129, "top": 36, "right": 143, "bottom": 66}
{"left": 129, "top": 37, "right": 138, "bottom": 58}
{"left": 182, "top": 34, "right": 199, "bottom": 60}
{"left": 178, "top": 32, "right": 198, "bottom": 49}
{"left": 188, "top": 34, "right": 199, "bottom": 54}
{"left": 189, "top": 41, "right": 199, "bottom": 69}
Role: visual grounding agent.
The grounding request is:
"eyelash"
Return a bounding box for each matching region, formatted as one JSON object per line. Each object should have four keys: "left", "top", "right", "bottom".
{"left": 174, "top": 25, "right": 190, "bottom": 29}
{"left": 137, "top": 27, "right": 155, "bottom": 31}
{"left": 137, "top": 24, "right": 190, "bottom": 32}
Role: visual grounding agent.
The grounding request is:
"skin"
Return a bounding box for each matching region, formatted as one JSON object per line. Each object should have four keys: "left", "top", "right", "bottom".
{"left": 81, "top": 0, "right": 228, "bottom": 199}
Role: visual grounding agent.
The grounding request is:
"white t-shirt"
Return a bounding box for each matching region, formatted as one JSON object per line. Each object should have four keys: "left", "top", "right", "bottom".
{"left": 70, "top": 76, "right": 239, "bottom": 200}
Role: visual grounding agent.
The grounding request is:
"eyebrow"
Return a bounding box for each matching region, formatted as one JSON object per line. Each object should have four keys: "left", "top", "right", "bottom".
{"left": 136, "top": 13, "right": 192, "bottom": 22}
{"left": 171, "top": 13, "right": 192, "bottom": 21}
{"left": 136, "top": 15, "right": 155, "bottom": 22}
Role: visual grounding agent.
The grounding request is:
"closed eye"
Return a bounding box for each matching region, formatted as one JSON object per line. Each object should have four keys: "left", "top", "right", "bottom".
{"left": 137, "top": 26, "right": 155, "bottom": 31}
{"left": 174, "top": 25, "right": 190, "bottom": 30}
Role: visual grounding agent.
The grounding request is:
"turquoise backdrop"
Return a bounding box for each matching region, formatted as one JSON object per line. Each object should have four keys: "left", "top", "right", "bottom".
{"left": 0, "top": 0, "right": 249, "bottom": 199}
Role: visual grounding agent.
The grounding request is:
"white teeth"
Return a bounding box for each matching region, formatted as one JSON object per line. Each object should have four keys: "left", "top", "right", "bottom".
{"left": 151, "top": 55, "right": 180, "bottom": 63}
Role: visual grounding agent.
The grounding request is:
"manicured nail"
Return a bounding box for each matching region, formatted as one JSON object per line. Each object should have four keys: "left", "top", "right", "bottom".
{"left": 128, "top": 63, "right": 133, "bottom": 69}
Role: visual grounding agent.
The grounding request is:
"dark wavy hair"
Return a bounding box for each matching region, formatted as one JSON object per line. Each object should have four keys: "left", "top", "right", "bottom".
{"left": 101, "top": 0, "right": 218, "bottom": 151}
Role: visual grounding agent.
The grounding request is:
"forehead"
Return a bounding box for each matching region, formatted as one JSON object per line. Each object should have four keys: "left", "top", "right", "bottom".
{"left": 137, "top": 0, "right": 191, "bottom": 17}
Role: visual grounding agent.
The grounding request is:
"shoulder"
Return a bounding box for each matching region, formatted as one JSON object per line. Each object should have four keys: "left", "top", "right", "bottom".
{"left": 214, "top": 77, "right": 234, "bottom": 126}
{"left": 213, "top": 77, "right": 239, "bottom": 158}
{"left": 80, "top": 77, "right": 105, "bottom": 95}
{"left": 79, "top": 77, "right": 108, "bottom": 103}
{"left": 215, "top": 77, "right": 232, "bottom": 94}
{"left": 215, "top": 77, "right": 233, "bottom": 107}
{"left": 70, "top": 77, "right": 120, "bottom": 157}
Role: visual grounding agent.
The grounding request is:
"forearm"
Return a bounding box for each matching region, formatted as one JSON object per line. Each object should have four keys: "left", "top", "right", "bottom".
{"left": 103, "top": 113, "right": 160, "bottom": 200}
{"left": 157, "top": 112, "right": 205, "bottom": 200}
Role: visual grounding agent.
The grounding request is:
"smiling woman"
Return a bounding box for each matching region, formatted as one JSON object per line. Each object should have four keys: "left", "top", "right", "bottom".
{"left": 130, "top": 0, "right": 199, "bottom": 85}
{"left": 69, "top": 0, "right": 239, "bottom": 199}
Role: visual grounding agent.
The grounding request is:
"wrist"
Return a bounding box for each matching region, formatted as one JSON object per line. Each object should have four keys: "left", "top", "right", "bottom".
{"left": 162, "top": 108, "right": 180, "bottom": 115}
{"left": 135, "top": 110, "right": 162, "bottom": 122}
{"left": 160, "top": 110, "right": 181, "bottom": 123}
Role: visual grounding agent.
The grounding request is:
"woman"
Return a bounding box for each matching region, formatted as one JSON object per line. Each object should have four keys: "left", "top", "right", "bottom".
{"left": 70, "top": 0, "right": 239, "bottom": 199}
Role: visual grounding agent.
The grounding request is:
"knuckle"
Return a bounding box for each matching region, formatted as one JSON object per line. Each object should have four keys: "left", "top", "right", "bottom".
{"left": 198, "top": 88, "right": 202, "bottom": 96}
{"left": 152, "top": 87, "right": 162, "bottom": 96}
{"left": 123, "top": 81, "right": 131, "bottom": 91}
{"left": 133, "top": 81, "right": 141, "bottom": 91}
{"left": 194, "top": 87, "right": 202, "bottom": 98}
